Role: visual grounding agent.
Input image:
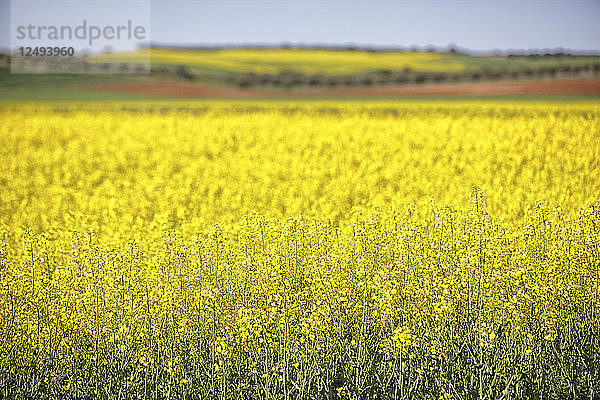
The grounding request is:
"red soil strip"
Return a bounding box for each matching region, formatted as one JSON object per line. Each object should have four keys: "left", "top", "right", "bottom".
{"left": 330, "top": 78, "right": 600, "bottom": 96}
{"left": 88, "top": 78, "right": 600, "bottom": 98}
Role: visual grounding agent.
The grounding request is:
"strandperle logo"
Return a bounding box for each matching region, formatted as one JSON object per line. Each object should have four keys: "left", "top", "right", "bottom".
{"left": 15, "top": 20, "right": 147, "bottom": 46}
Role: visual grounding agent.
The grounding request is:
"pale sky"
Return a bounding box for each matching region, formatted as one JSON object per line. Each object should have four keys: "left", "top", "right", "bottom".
{"left": 1, "top": 0, "right": 599, "bottom": 53}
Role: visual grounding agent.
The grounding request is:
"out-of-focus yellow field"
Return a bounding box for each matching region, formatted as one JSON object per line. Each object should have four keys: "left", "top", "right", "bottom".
{"left": 93, "top": 48, "right": 465, "bottom": 74}
{"left": 2, "top": 102, "right": 598, "bottom": 236}
{"left": 0, "top": 101, "right": 599, "bottom": 399}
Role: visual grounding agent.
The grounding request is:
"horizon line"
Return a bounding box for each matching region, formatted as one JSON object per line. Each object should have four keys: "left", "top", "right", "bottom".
{"left": 145, "top": 42, "right": 600, "bottom": 56}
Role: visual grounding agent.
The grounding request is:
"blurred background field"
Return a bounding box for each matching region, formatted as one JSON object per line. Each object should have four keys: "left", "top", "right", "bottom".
{"left": 1, "top": 47, "right": 600, "bottom": 101}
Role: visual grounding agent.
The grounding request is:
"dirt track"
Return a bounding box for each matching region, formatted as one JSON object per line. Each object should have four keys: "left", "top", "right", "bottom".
{"left": 89, "top": 77, "right": 600, "bottom": 98}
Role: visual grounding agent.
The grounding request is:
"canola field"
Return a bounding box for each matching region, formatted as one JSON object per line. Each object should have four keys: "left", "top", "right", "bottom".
{"left": 87, "top": 48, "right": 600, "bottom": 79}
{"left": 93, "top": 48, "right": 465, "bottom": 74}
{"left": 0, "top": 101, "right": 599, "bottom": 399}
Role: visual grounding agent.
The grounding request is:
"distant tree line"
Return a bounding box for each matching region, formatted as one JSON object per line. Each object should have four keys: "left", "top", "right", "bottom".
{"left": 2, "top": 51, "right": 599, "bottom": 88}
{"left": 1, "top": 53, "right": 150, "bottom": 74}
{"left": 207, "top": 62, "right": 600, "bottom": 89}
{"left": 147, "top": 43, "right": 600, "bottom": 57}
